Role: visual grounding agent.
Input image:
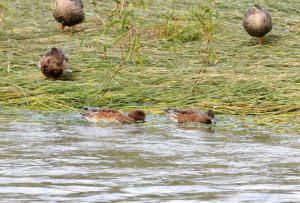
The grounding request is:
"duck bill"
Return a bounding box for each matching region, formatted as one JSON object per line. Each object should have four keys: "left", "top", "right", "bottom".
{"left": 211, "top": 118, "right": 216, "bottom": 124}
{"left": 136, "top": 119, "right": 145, "bottom": 123}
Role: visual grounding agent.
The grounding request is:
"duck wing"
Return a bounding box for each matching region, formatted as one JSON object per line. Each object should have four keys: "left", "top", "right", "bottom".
{"left": 175, "top": 108, "right": 206, "bottom": 123}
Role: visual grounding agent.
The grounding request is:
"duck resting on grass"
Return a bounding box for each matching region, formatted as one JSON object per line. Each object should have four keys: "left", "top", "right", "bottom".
{"left": 38, "top": 47, "right": 71, "bottom": 80}
{"left": 53, "top": 0, "right": 85, "bottom": 31}
{"left": 80, "top": 107, "right": 146, "bottom": 123}
{"left": 160, "top": 107, "right": 216, "bottom": 124}
{"left": 242, "top": 5, "right": 273, "bottom": 46}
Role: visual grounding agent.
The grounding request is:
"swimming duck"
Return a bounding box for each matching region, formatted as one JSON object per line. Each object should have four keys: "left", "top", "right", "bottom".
{"left": 53, "top": 0, "right": 85, "bottom": 31}
{"left": 38, "top": 47, "right": 71, "bottom": 80}
{"left": 242, "top": 5, "right": 273, "bottom": 46}
{"left": 160, "top": 107, "right": 216, "bottom": 124}
{"left": 80, "top": 107, "right": 146, "bottom": 123}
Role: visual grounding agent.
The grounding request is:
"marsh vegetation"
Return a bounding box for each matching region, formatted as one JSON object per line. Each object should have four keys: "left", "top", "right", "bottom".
{"left": 0, "top": 0, "right": 299, "bottom": 131}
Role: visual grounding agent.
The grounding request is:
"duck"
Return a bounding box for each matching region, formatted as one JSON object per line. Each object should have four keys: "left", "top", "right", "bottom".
{"left": 53, "top": 0, "right": 85, "bottom": 31}
{"left": 80, "top": 107, "right": 146, "bottom": 123}
{"left": 242, "top": 5, "right": 273, "bottom": 46}
{"left": 38, "top": 47, "right": 71, "bottom": 80}
{"left": 160, "top": 107, "right": 216, "bottom": 124}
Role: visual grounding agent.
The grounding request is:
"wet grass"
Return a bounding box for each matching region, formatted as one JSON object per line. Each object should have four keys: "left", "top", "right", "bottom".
{"left": 0, "top": 0, "right": 300, "bottom": 131}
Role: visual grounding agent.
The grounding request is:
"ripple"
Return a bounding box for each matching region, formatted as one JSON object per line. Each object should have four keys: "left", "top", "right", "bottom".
{"left": 0, "top": 111, "right": 300, "bottom": 201}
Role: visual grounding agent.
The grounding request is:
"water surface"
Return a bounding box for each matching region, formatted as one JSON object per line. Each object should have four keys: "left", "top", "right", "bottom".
{"left": 0, "top": 111, "right": 300, "bottom": 202}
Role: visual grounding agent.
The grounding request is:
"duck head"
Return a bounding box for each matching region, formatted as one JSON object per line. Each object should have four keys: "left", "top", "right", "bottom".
{"left": 207, "top": 110, "right": 216, "bottom": 124}
{"left": 128, "top": 110, "right": 146, "bottom": 122}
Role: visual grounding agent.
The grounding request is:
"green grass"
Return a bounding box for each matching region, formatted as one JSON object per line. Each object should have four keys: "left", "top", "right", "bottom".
{"left": 0, "top": 0, "right": 300, "bottom": 131}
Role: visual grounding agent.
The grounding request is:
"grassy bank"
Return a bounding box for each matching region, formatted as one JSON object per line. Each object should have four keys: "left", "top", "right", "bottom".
{"left": 0, "top": 0, "right": 299, "bottom": 130}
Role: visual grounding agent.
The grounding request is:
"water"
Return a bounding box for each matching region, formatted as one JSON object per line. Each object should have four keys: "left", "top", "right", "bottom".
{"left": 0, "top": 111, "right": 300, "bottom": 202}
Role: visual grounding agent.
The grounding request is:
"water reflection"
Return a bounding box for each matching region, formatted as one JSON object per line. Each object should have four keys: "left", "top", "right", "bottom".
{"left": 0, "top": 110, "right": 300, "bottom": 202}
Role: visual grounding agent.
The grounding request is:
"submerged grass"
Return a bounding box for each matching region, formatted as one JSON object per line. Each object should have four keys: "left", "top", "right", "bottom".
{"left": 0, "top": 0, "right": 300, "bottom": 131}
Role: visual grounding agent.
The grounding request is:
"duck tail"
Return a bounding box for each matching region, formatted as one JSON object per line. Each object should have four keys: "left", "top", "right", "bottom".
{"left": 79, "top": 112, "right": 89, "bottom": 116}
{"left": 159, "top": 108, "right": 169, "bottom": 113}
{"left": 160, "top": 107, "right": 178, "bottom": 116}
{"left": 79, "top": 111, "right": 93, "bottom": 120}
{"left": 50, "top": 47, "right": 62, "bottom": 57}
{"left": 83, "top": 107, "right": 99, "bottom": 113}
{"left": 50, "top": 47, "right": 65, "bottom": 63}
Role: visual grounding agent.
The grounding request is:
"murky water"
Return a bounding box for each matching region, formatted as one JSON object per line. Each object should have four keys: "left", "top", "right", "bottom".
{"left": 0, "top": 110, "right": 300, "bottom": 202}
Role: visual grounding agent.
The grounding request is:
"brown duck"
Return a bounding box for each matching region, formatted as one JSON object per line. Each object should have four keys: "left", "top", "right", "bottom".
{"left": 53, "top": 0, "right": 85, "bottom": 31}
{"left": 242, "top": 5, "right": 273, "bottom": 46}
{"left": 160, "top": 108, "right": 216, "bottom": 124}
{"left": 38, "top": 47, "right": 71, "bottom": 80}
{"left": 80, "top": 107, "right": 146, "bottom": 123}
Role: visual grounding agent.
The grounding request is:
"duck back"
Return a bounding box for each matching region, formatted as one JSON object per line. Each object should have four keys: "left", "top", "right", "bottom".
{"left": 242, "top": 5, "right": 272, "bottom": 37}
{"left": 38, "top": 48, "right": 70, "bottom": 80}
